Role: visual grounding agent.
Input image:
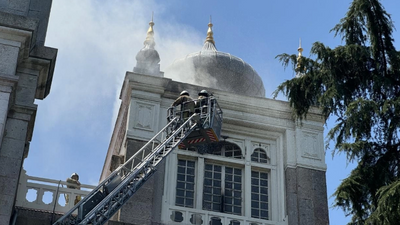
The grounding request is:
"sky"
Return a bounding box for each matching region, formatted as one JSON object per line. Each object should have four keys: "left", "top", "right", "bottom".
{"left": 23, "top": 0, "right": 400, "bottom": 224}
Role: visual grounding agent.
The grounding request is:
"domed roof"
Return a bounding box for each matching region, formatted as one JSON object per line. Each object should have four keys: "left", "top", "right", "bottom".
{"left": 133, "top": 17, "right": 163, "bottom": 77}
{"left": 136, "top": 47, "right": 160, "bottom": 65}
{"left": 165, "top": 22, "right": 265, "bottom": 97}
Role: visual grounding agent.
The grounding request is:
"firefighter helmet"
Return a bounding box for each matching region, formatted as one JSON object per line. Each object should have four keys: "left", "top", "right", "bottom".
{"left": 180, "top": 90, "right": 189, "bottom": 96}
{"left": 71, "top": 173, "right": 79, "bottom": 180}
{"left": 198, "top": 90, "right": 209, "bottom": 97}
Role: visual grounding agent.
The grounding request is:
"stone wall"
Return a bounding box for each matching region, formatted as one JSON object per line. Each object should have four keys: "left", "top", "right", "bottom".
{"left": 285, "top": 167, "right": 329, "bottom": 225}
{"left": 116, "top": 139, "right": 165, "bottom": 225}
{"left": 0, "top": 0, "right": 53, "bottom": 46}
{"left": 0, "top": 1, "right": 56, "bottom": 224}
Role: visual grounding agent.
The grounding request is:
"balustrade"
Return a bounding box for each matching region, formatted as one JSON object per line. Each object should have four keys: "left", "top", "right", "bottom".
{"left": 15, "top": 170, "right": 96, "bottom": 214}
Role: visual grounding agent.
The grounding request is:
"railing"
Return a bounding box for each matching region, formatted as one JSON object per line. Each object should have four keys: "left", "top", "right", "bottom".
{"left": 15, "top": 169, "right": 96, "bottom": 214}
{"left": 166, "top": 206, "right": 287, "bottom": 225}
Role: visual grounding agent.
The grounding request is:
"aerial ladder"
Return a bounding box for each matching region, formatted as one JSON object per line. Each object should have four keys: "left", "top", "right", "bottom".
{"left": 53, "top": 97, "right": 223, "bottom": 225}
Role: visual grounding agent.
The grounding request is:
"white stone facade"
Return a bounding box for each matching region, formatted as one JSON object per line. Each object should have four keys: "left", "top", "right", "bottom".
{"left": 101, "top": 72, "right": 328, "bottom": 225}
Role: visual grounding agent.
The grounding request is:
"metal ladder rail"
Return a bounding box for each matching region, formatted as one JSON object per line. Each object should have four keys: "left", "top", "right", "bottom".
{"left": 78, "top": 116, "right": 198, "bottom": 224}
{"left": 53, "top": 116, "right": 180, "bottom": 225}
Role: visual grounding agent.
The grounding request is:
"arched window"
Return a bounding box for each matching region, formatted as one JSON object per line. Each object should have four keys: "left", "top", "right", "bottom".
{"left": 251, "top": 148, "right": 269, "bottom": 164}
{"left": 212, "top": 142, "right": 243, "bottom": 159}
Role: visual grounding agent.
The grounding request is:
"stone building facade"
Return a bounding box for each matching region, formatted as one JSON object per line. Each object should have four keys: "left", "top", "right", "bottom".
{"left": 100, "top": 20, "right": 329, "bottom": 225}
{"left": 0, "top": 0, "right": 57, "bottom": 224}
{"left": 0, "top": 1, "right": 329, "bottom": 224}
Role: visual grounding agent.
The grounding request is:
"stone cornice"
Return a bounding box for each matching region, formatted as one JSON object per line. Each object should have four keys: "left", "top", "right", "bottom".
{"left": 0, "top": 73, "right": 19, "bottom": 91}
{"left": 0, "top": 22, "right": 58, "bottom": 100}
{"left": 0, "top": 25, "right": 32, "bottom": 62}
{"left": 29, "top": 46, "right": 58, "bottom": 99}
{"left": 0, "top": 11, "right": 38, "bottom": 47}
{"left": 127, "top": 72, "right": 170, "bottom": 95}
{"left": 125, "top": 72, "right": 324, "bottom": 125}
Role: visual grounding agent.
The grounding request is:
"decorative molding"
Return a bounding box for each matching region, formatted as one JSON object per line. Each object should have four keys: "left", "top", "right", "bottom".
{"left": 300, "top": 131, "right": 321, "bottom": 160}
{"left": 133, "top": 102, "right": 154, "bottom": 131}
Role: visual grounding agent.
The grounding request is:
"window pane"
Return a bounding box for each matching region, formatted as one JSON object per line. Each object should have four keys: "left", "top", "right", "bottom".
{"left": 178, "top": 166, "right": 185, "bottom": 173}
{"left": 234, "top": 206, "right": 241, "bottom": 214}
{"left": 175, "top": 159, "right": 196, "bottom": 208}
{"left": 186, "top": 199, "right": 194, "bottom": 207}
{"left": 176, "top": 189, "right": 184, "bottom": 197}
{"left": 187, "top": 175, "right": 195, "bottom": 183}
{"left": 260, "top": 187, "right": 268, "bottom": 195}
{"left": 187, "top": 167, "right": 195, "bottom": 175}
{"left": 177, "top": 182, "right": 184, "bottom": 189}
{"left": 203, "top": 163, "right": 222, "bottom": 213}
{"left": 251, "top": 209, "right": 259, "bottom": 217}
{"left": 223, "top": 143, "right": 243, "bottom": 159}
{"left": 234, "top": 169, "right": 241, "bottom": 175}
{"left": 176, "top": 197, "right": 184, "bottom": 206}
{"left": 204, "top": 194, "right": 211, "bottom": 201}
{"left": 251, "top": 148, "right": 269, "bottom": 164}
{"left": 251, "top": 178, "right": 259, "bottom": 185}
{"left": 260, "top": 173, "right": 268, "bottom": 179}
{"left": 260, "top": 179, "right": 268, "bottom": 186}
{"left": 187, "top": 161, "right": 195, "bottom": 167}
{"left": 234, "top": 175, "right": 241, "bottom": 182}
{"left": 251, "top": 170, "right": 269, "bottom": 220}
{"left": 186, "top": 191, "right": 194, "bottom": 198}
{"left": 224, "top": 166, "right": 242, "bottom": 215}
{"left": 186, "top": 183, "right": 194, "bottom": 190}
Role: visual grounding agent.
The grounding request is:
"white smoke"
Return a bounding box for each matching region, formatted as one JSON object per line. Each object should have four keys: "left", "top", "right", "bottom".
{"left": 24, "top": 0, "right": 206, "bottom": 182}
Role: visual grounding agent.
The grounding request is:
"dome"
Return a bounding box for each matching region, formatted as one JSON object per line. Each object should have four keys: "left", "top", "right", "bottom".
{"left": 165, "top": 22, "right": 265, "bottom": 98}
{"left": 136, "top": 47, "right": 160, "bottom": 65}
{"left": 133, "top": 18, "right": 163, "bottom": 77}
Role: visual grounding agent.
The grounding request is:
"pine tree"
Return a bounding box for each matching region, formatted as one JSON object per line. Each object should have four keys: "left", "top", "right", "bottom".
{"left": 273, "top": 0, "right": 400, "bottom": 224}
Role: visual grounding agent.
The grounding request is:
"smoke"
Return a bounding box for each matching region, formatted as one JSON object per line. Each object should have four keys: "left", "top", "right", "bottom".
{"left": 25, "top": 0, "right": 206, "bottom": 181}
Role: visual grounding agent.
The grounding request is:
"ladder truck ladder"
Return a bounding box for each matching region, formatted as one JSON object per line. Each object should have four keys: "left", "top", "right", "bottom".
{"left": 54, "top": 114, "right": 198, "bottom": 225}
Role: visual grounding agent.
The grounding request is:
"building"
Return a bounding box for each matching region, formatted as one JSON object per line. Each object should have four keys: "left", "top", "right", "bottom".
{"left": 0, "top": 1, "right": 329, "bottom": 224}
{"left": 100, "top": 19, "right": 329, "bottom": 225}
{"left": 0, "top": 1, "right": 57, "bottom": 224}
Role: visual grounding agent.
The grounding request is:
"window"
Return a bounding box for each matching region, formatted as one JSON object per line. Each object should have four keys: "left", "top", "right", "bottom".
{"left": 175, "top": 159, "right": 195, "bottom": 208}
{"left": 212, "top": 142, "right": 243, "bottom": 159}
{"left": 251, "top": 171, "right": 269, "bottom": 220}
{"left": 251, "top": 148, "right": 269, "bottom": 164}
{"left": 171, "top": 141, "right": 274, "bottom": 223}
{"left": 203, "top": 163, "right": 242, "bottom": 215}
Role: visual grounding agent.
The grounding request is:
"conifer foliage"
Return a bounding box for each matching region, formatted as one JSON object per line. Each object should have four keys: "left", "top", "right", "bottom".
{"left": 274, "top": 0, "right": 400, "bottom": 224}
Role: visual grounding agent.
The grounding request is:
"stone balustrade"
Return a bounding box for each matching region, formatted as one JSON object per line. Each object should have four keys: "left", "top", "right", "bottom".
{"left": 15, "top": 170, "right": 96, "bottom": 214}
{"left": 166, "top": 205, "right": 287, "bottom": 225}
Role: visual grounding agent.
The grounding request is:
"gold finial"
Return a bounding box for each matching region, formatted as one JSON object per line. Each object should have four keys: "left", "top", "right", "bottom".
{"left": 296, "top": 38, "right": 304, "bottom": 76}
{"left": 205, "top": 15, "right": 215, "bottom": 45}
{"left": 297, "top": 38, "right": 303, "bottom": 58}
{"left": 144, "top": 12, "right": 155, "bottom": 48}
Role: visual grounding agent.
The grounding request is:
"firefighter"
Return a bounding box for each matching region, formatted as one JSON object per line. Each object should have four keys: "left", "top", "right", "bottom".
{"left": 65, "top": 173, "right": 81, "bottom": 205}
{"left": 172, "top": 90, "right": 194, "bottom": 120}
{"left": 196, "top": 90, "right": 208, "bottom": 113}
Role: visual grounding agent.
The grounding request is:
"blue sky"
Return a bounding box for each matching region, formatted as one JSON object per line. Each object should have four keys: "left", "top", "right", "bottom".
{"left": 24, "top": 0, "right": 400, "bottom": 224}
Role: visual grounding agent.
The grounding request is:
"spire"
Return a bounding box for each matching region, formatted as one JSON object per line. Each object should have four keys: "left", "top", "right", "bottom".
{"left": 134, "top": 12, "right": 163, "bottom": 77}
{"left": 297, "top": 38, "right": 303, "bottom": 59}
{"left": 296, "top": 38, "right": 304, "bottom": 77}
{"left": 202, "top": 16, "right": 217, "bottom": 51}
{"left": 144, "top": 12, "right": 155, "bottom": 48}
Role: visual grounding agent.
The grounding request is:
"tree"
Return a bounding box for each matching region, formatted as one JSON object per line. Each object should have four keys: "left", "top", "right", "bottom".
{"left": 273, "top": 0, "right": 400, "bottom": 224}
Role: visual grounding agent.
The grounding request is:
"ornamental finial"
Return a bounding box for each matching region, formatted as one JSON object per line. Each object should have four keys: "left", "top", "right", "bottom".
{"left": 144, "top": 12, "right": 155, "bottom": 48}
{"left": 205, "top": 15, "right": 215, "bottom": 45}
